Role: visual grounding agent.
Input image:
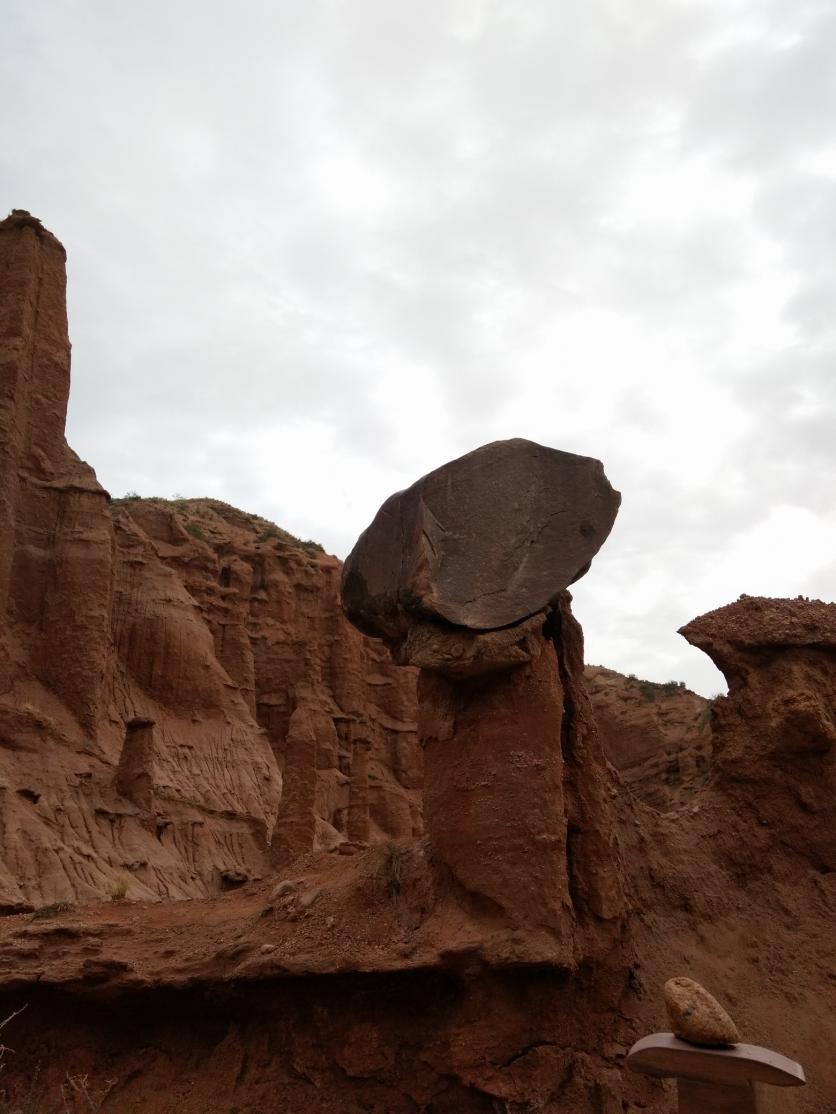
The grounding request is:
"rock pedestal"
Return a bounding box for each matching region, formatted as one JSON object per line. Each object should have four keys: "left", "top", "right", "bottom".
{"left": 341, "top": 440, "right": 625, "bottom": 958}
{"left": 116, "top": 718, "right": 157, "bottom": 812}
{"left": 419, "top": 624, "right": 571, "bottom": 940}
{"left": 680, "top": 596, "right": 836, "bottom": 874}
{"left": 273, "top": 704, "right": 318, "bottom": 864}
{"left": 627, "top": 1032, "right": 805, "bottom": 1114}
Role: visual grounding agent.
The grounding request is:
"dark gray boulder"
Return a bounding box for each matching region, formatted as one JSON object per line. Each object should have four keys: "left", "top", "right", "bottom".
{"left": 341, "top": 438, "right": 620, "bottom": 639}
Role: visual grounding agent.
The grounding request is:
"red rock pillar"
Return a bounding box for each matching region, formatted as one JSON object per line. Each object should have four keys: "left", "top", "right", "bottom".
{"left": 116, "top": 718, "right": 156, "bottom": 811}
{"left": 340, "top": 439, "right": 625, "bottom": 961}
{"left": 552, "top": 593, "right": 626, "bottom": 923}
{"left": 0, "top": 212, "right": 71, "bottom": 612}
{"left": 347, "top": 734, "right": 372, "bottom": 845}
{"left": 0, "top": 211, "right": 113, "bottom": 733}
{"left": 213, "top": 558, "right": 258, "bottom": 716}
{"left": 273, "top": 705, "right": 318, "bottom": 863}
{"left": 419, "top": 628, "right": 572, "bottom": 949}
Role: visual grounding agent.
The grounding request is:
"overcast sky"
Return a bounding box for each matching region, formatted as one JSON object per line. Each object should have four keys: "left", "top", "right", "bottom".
{"left": 3, "top": 0, "right": 835, "bottom": 695}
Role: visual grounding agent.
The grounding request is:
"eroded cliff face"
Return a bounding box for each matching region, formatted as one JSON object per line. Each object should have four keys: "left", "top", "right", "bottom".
{"left": 0, "top": 212, "right": 419, "bottom": 910}
{"left": 0, "top": 215, "right": 832, "bottom": 1114}
{"left": 680, "top": 596, "right": 836, "bottom": 875}
{"left": 0, "top": 210, "right": 705, "bottom": 913}
{"left": 113, "top": 496, "right": 422, "bottom": 855}
{"left": 0, "top": 596, "right": 832, "bottom": 1113}
{"left": 586, "top": 666, "right": 712, "bottom": 809}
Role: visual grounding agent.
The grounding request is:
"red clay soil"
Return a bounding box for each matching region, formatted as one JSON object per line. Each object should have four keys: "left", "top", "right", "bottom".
{"left": 0, "top": 214, "right": 832, "bottom": 1113}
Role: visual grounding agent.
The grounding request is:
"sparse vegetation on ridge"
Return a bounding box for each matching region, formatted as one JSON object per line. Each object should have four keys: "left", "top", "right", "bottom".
{"left": 109, "top": 494, "right": 324, "bottom": 555}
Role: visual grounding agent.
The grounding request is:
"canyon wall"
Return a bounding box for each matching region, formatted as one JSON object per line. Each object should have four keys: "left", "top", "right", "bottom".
{"left": 585, "top": 666, "right": 711, "bottom": 809}
{"left": 0, "top": 213, "right": 832, "bottom": 1114}
{"left": 0, "top": 211, "right": 702, "bottom": 913}
{"left": 0, "top": 211, "right": 419, "bottom": 911}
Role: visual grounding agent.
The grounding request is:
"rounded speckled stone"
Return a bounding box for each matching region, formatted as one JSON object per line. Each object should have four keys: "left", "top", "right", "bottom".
{"left": 664, "top": 977, "right": 740, "bottom": 1046}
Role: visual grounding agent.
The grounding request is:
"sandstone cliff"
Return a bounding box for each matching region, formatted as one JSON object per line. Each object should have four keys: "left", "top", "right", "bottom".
{"left": 680, "top": 595, "right": 836, "bottom": 875}
{"left": 0, "top": 214, "right": 832, "bottom": 1114}
{"left": 0, "top": 595, "right": 830, "bottom": 1113}
{"left": 0, "top": 211, "right": 419, "bottom": 910}
{"left": 585, "top": 666, "right": 712, "bottom": 809}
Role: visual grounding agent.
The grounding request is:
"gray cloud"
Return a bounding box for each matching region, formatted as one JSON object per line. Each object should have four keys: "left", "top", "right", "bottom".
{"left": 2, "top": 0, "right": 835, "bottom": 695}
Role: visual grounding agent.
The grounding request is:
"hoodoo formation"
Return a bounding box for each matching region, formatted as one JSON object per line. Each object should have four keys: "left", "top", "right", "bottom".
{"left": 342, "top": 440, "right": 626, "bottom": 963}
{"left": 0, "top": 214, "right": 831, "bottom": 1113}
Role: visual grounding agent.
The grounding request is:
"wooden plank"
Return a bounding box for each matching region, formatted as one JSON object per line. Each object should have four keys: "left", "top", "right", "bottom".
{"left": 626, "top": 1033, "right": 805, "bottom": 1087}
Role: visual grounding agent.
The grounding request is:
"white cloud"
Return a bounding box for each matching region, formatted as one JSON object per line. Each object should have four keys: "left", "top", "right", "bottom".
{"left": 2, "top": 0, "right": 834, "bottom": 695}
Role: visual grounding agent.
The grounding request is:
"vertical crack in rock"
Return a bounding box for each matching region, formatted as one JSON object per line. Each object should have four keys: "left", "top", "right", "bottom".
{"left": 550, "top": 600, "right": 581, "bottom": 917}
{"left": 550, "top": 593, "right": 627, "bottom": 930}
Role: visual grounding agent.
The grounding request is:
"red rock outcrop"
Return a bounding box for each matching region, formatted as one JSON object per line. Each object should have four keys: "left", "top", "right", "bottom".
{"left": 342, "top": 438, "right": 620, "bottom": 636}
{"left": 113, "top": 496, "right": 422, "bottom": 853}
{"left": 586, "top": 666, "right": 712, "bottom": 809}
{"left": 680, "top": 595, "right": 836, "bottom": 874}
{"left": 343, "top": 442, "right": 627, "bottom": 968}
{"left": 0, "top": 216, "right": 832, "bottom": 1114}
{"left": 0, "top": 213, "right": 420, "bottom": 910}
{"left": 0, "top": 210, "right": 112, "bottom": 737}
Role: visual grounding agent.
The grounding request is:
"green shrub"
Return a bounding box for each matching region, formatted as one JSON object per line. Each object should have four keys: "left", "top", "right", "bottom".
{"left": 256, "top": 525, "right": 282, "bottom": 543}
{"left": 637, "top": 681, "right": 657, "bottom": 703}
{"left": 184, "top": 521, "right": 206, "bottom": 541}
{"left": 381, "top": 842, "right": 402, "bottom": 899}
{"left": 110, "top": 877, "right": 128, "bottom": 902}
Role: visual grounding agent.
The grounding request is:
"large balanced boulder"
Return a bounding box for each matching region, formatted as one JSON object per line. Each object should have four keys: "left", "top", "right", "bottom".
{"left": 342, "top": 438, "right": 620, "bottom": 639}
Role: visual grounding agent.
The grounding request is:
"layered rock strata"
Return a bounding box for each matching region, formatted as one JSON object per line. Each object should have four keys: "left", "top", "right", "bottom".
{"left": 0, "top": 212, "right": 420, "bottom": 909}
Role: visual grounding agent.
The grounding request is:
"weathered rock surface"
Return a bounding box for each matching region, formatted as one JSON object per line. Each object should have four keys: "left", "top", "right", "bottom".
{"left": 419, "top": 622, "right": 574, "bottom": 958}
{"left": 343, "top": 439, "right": 626, "bottom": 963}
{"left": 0, "top": 216, "right": 832, "bottom": 1114}
{"left": 681, "top": 596, "right": 836, "bottom": 873}
{"left": 0, "top": 213, "right": 420, "bottom": 909}
{"left": 396, "top": 612, "right": 545, "bottom": 677}
{"left": 664, "top": 976, "right": 741, "bottom": 1046}
{"left": 586, "top": 667, "right": 712, "bottom": 809}
{"left": 342, "top": 438, "right": 620, "bottom": 639}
